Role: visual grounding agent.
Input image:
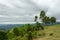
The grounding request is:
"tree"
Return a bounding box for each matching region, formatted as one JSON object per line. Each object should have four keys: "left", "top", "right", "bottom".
{"left": 42, "top": 16, "right": 50, "bottom": 25}
{"left": 0, "top": 31, "right": 8, "bottom": 40}
{"left": 47, "top": 17, "right": 50, "bottom": 24}
{"left": 13, "top": 28, "right": 20, "bottom": 36}
{"left": 42, "top": 16, "right": 47, "bottom": 24}
{"left": 34, "top": 16, "right": 38, "bottom": 22}
{"left": 40, "top": 10, "right": 45, "bottom": 18}
{"left": 40, "top": 10, "right": 46, "bottom": 24}
{"left": 50, "top": 17, "right": 56, "bottom": 24}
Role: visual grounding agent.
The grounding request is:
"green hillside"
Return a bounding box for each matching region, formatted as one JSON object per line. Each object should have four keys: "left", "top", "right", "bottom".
{"left": 0, "top": 24, "right": 60, "bottom": 40}
{"left": 7, "top": 24, "right": 60, "bottom": 40}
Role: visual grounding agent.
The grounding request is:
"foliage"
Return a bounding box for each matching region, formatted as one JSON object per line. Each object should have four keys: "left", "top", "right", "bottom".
{"left": 13, "top": 28, "right": 20, "bottom": 36}
{"left": 27, "top": 31, "right": 33, "bottom": 40}
{"left": 42, "top": 16, "right": 50, "bottom": 25}
{"left": 0, "top": 31, "right": 8, "bottom": 40}
{"left": 40, "top": 10, "right": 45, "bottom": 18}
{"left": 39, "top": 10, "right": 56, "bottom": 25}
{"left": 35, "top": 22, "right": 43, "bottom": 30}
{"left": 50, "top": 17, "right": 56, "bottom": 24}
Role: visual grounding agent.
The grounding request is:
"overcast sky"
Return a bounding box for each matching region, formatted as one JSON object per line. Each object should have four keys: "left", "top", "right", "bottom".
{"left": 0, "top": 0, "right": 60, "bottom": 24}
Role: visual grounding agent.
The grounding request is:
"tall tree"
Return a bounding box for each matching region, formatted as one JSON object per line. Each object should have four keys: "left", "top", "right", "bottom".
{"left": 46, "top": 17, "right": 50, "bottom": 24}
{"left": 34, "top": 16, "right": 38, "bottom": 22}
{"left": 50, "top": 17, "right": 56, "bottom": 24}
{"left": 42, "top": 16, "right": 47, "bottom": 24}
{"left": 40, "top": 10, "right": 45, "bottom": 18}
{"left": 42, "top": 16, "right": 50, "bottom": 25}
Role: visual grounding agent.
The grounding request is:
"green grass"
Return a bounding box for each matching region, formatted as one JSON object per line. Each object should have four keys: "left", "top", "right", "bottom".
{"left": 34, "top": 24, "right": 60, "bottom": 40}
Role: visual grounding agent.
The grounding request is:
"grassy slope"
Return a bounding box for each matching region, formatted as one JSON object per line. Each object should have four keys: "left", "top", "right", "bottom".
{"left": 34, "top": 24, "right": 60, "bottom": 40}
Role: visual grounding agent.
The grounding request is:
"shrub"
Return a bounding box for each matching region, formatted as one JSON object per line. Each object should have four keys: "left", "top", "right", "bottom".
{"left": 32, "top": 31, "right": 37, "bottom": 38}
{"left": 13, "top": 28, "right": 20, "bottom": 36}
{"left": 0, "top": 31, "right": 8, "bottom": 40}
{"left": 41, "top": 26, "right": 44, "bottom": 30}
{"left": 49, "top": 33, "right": 53, "bottom": 36}
{"left": 27, "top": 31, "right": 33, "bottom": 40}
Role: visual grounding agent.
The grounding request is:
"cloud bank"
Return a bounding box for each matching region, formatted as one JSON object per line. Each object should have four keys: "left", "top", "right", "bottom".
{"left": 0, "top": 0, "right": 60, "bottom": 24}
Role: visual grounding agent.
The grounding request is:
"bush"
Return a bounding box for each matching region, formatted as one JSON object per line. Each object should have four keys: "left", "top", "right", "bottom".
{"left": 41, "top": 27, "right": 44, "bottom": 30}
{"left": 49, "top": 33, "right": 53, "bottom": 36}
{"left": 32, "top": 31, "right": 37, "bottom": 38}
{"left": 13, "top": 28, "right": 20, "bottom": 36}
{"left": 27, "top": 31, "right": 33, "bottom": 40}
{"left": 0, "top": 31, "right": 8, "bottom": 40}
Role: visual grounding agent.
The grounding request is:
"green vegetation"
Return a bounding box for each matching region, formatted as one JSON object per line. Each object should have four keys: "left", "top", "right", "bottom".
{"left": 0, "top": 31, "right": 8, "bottom": 40}
{"left": 50, "top": 17, "right": 56, "bottom": 24}
{"left": 40, "top": 10, "right": 45, "bottom": 18}
{"left": 6, "top": 23, "right": 44, "bottom": 40}
{"left": 0, "top": 23, "right": 59, "bottom": 40}
{"left": 13, "top": 28, "right": 20, "bottom": 36}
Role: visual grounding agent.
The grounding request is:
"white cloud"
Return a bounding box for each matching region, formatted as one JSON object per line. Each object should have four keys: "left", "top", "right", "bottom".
{"left": 0, "top": 22, "right": 35, "bottom": 24}
{"left": 0, "top": 0, "right": 60, "bottom": 24}
{"left": 0, "top": 0, "right": 14, "bottom": 8}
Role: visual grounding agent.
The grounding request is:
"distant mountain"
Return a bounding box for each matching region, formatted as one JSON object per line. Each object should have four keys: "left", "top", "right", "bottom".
{"left": 0, "top": 24, "right": 24, "bottom": 31}
{"left": 0, "top": 22, "right": 60, "bottom": 31}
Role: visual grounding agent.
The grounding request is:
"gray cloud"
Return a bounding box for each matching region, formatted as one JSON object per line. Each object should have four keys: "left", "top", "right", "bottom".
{"left": 0, "top": 0, "right": 60, "bottom": 24}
